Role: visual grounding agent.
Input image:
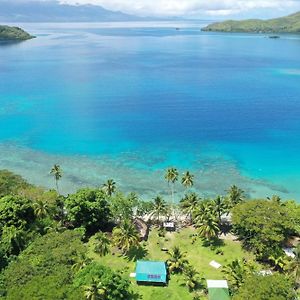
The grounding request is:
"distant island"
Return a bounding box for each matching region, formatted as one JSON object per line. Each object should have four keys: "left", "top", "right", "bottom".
{"left": 0, "top": 25, "right": 34, "bottom": 40}
{"left": 202, "top": 11, "right": 300, "bottom": 33}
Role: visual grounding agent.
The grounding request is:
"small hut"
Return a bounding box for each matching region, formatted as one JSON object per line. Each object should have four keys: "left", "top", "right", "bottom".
{"left": 163, "top": 221, "right": 175, "bottom": 232}
{"left": 135, "top": 260, "right": 167, "bottom": 285}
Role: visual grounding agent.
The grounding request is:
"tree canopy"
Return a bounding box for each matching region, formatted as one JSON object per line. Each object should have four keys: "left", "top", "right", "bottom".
{"left": 232, "top": 199, "right": 299, "bottom": 258}
{"left": 0, "top": 170, "right": 30, "bottom": 198}
{"left": 65, "top": 189, "right": 112, "bottom": 235}
{"left": 233, "top": 273, "right": 296, "bottom": 300}
{"left": 2, "top": 231, "right": 86, "bottom": 300}
{"left": 74, "top": 262, "right": 135, "bottom": 300}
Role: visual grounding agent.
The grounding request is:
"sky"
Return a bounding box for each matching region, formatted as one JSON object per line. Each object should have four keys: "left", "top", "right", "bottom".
{"left": 12, "top": 0, "right": 300, "bottom": 19}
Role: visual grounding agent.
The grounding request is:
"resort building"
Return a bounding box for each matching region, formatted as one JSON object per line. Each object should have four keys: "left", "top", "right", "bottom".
{"left": 135, "top": 260, "right": 167, "bottom": 285}
{"left": 207, "top": 280, "right": 230, "bottom": 300}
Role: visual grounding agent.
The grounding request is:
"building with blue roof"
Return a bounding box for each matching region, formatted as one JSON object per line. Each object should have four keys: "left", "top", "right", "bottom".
{"left": 135, "top": 260, "right": 167, "bottom": 285}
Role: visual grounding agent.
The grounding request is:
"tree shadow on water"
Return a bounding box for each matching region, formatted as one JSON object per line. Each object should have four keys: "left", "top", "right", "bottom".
{"left": 126, "top": 245, "right": 148, "bottom": 262}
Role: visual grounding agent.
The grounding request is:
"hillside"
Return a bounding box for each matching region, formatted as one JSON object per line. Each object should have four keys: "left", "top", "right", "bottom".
{"left": 202, "top": 11, "right": 300, "bottom": 33}
{"left": 0, "top": 1, "right": 142, "bottom": 22}
{"left": 0, "top": 25, "right": 34, "bottom": 40}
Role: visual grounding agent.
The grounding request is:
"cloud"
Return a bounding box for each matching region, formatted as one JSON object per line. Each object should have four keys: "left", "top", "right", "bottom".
{"left": 58, "top": 0, "right": 300, "bottom": 17}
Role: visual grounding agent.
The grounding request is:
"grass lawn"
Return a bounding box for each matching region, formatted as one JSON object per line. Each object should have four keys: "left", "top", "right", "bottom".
{"left": 87, "top": 227, "right": 257, "bottom": 300}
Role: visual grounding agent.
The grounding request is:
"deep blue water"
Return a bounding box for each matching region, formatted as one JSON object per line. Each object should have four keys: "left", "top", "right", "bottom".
{"left": 0, "top": 22, "right": 300, "bottom": 199}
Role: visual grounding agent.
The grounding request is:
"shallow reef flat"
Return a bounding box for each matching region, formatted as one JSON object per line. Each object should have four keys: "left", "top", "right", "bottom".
{"left": 0, "top": 142, "right": 293, "bottom": 201}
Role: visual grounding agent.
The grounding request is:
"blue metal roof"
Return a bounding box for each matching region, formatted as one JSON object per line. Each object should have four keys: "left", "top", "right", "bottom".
{"left": 135, "top": 260, "right": 167, "bottom": 283}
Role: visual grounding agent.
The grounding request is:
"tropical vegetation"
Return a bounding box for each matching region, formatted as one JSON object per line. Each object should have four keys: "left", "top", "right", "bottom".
{"left": 0, "top": 168, "right": 299, "bottom": 299}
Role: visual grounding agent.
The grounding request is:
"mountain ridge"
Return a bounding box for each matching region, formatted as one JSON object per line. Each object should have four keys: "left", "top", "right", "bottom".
{"left": 0, "top": 1, "right": 143, "bottom": 22}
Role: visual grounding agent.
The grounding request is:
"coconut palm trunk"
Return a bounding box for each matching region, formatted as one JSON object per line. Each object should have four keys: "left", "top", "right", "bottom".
{"left": 50, "top": 164, "right": 62, "bottom": 194}
{"left": 165, "top": 168, "right": 178, "bottom": 217}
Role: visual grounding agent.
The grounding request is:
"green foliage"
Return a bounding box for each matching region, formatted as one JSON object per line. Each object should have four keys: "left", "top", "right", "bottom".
{"left": 74, "top": 262, "right": 135, "bottom": 300}
{"left": 226, "top": 185, "right": 245, "bottom": 208}
{"left": 182, "top": 264, "right": 203, "bottom": 292}
{"left": 268, "top": 248, "right": 289, "bottom": 272}
{"left": 165, "top": 167, "right": 179, "bottom": 204}
{"left": 65, "top": 188, "right": 111, "bottom": 235}
{"left": 212, "top": 196, "right": 228, "bottom": 225}
{"left": 72, "top": 254, "right": 91, "bottom": 274}
{"left": 232, "top": 199, "right": 299, "bottom": 259}
{"left": 93, "top": 232, "right": 111, "bottom": 257}
{"left": 286, "top": 244, "right": 300, "bottom": 287}
{"left": 181, "top": 171, "right": 194, "bottom": 189}
{"left": 233, "top": 273, "right": 296, "bottom": 300}
{"left": 0, "top": 168, "right": 298, "bottom": 300}
{"left": 222, "top": 259, "right": 256, "bottom": 293}
{"left": 197, "top": 217, "right": 220, "bottom": 242}
{"left": 83, "top": 278, "right": 107, "bottom": 300}
{"left": 1, "top": 225, "right": 33, "bottom": 256}
{"left": 283, "top": 200, "right": 300, "bottom": 234}
{"left": 18, "top": 187, "right": 60, "bottom": 229}
{"left": 2, "top": 231, "right": 86, "bottom": 300}
{"left": 180, "top": 193, "right": 201, "bottom": 222}
{"left": 150, "top": 196, "right": 168, "bottom": 223}
{"left": 0, "top": 195, "right": 35, "bottom": 229}
{"left": 136, "top": 199, "right": 154, "bottom": 217}
{"left": 110, "top": 192, "right": 138, "bottom": 221}
{"left": 50, "top": 164, "right": 63, "bottom": 192}
{"left": 112, "top": 220, "right": 140, "bottom": 254}
{"left": 202, "top": 11, "right": 300, "bottom": 33}
{"left": 167, "top": 246, "right": 188, "bottom": 274}
{"left": 102, "top": 179, "right": 116, "bottom": 197}
{"left": 0, "top": 248, "right": 8, "bottom": 272}
{"left": 20, "top": 187, "right": 59, "bottom": 212}
{"left": 0, "top": 195, "right": 36, "bottom": 255}
{"left": 165, "top": 168, "right": 179, "bottom": 184}
{"left": 0, "top": 170, "right": 31, "bottom": 197}
{"left": 193, "top": 200, "right": 220, "bottom": 242}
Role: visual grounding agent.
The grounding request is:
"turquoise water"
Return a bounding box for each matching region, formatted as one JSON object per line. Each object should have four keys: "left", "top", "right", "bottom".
{"left": 0, "top": 22, "right": 300, "bottom": 200}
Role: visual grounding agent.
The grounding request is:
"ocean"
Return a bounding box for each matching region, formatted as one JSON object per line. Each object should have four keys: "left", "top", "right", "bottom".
{"left": 0, "top": 22, "right": 300, "bottom": 201}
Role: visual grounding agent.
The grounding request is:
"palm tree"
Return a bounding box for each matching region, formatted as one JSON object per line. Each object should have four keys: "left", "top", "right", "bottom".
{"left": 167, "top": 246, "right": 188, "bottom": 274}
{"left": 72, "top": 254, "right": 90, "bottom": 273}
{"left": 2, "top": 225, "right": 26, "bottom": 255}
{"left": 287, "top": 244, "right": 300, "bottom": 286}
{"left": 222, "top": 259, "right": 254, "bottom": 292}
{"left": 50, "top": 164, "right": 62, "bottom": 193}
{"left": 33, "top": 200, "right": 50, "bottom": 218}
{"left": 94, "top": 232, "right": 110, "bottom": 256}
{"left": 165, "top": 167, "right": 179, "bottom": 204}
{"left": 197, "top": 215, "right": 220, "bottom": 241}
{"left": 102, "top": 179, "right": 116, "bottom": 197}
{"left": 227, "top": 185, "right": 245, "bottom": 207}
{"left": 268, "top": 251, "right": 288, "bottom": 272}
{"left": 267, "top": 195, "right": 282, "bottom": 205}
{"left": 193, "top": 200, "right": 215, "bottom": 224}
{"left": 180, "top": 193, "right": 201, "bottom": 222}
{"left": 84, "top": 278, "right": 107, "bottom": 300}
{"left": 112, "top": 220, "right": 140, "bottom": 254}
{"left": 183, "top": 264, "right": 202, "bottom": 292}
{"left": 150, "top": 196, "right": 167, "bottom": 223}
{"left": 181, "top": 171, "right": 194, "bottom": 190}
{"left": 212, "top": 196, "right": 227, "bottom": 226}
